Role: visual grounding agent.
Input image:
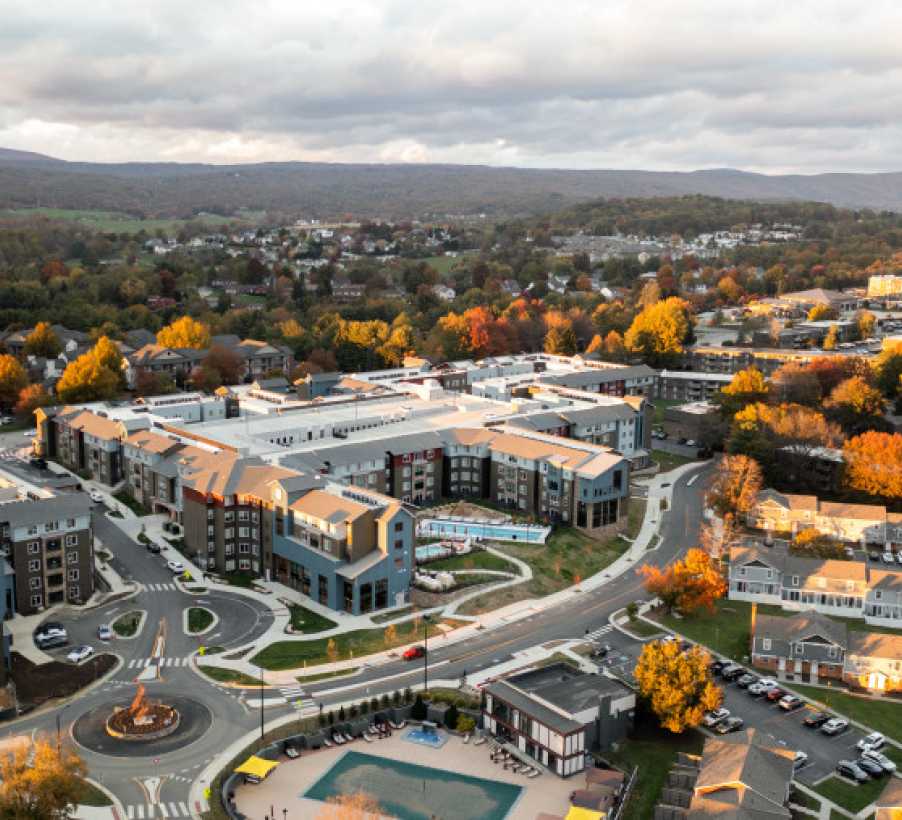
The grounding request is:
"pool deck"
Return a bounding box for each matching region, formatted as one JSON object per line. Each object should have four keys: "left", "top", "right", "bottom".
{"left": 234, "top": 732, "right": 574, "bottom": 819}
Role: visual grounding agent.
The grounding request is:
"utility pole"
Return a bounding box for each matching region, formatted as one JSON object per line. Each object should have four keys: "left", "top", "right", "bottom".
{"left": 423, "top": 614, "right": 431, "bottom": 693}
{"left": 259, "top": 664, "right": 265, "bottom": 741}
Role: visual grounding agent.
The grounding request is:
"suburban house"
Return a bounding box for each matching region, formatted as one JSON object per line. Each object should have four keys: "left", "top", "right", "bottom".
{"left": 752, "top": 610, "right": 902, "bottom": 692}
{"left": 482, "top": 663, "right": 635, "bottom": 778}
{"left": 0, "top": 494, "right": 94, "bottom": 615}
{"left": 727, "top": 543, "right": 895, "bottom": 624}
{"left": 746, "top": 489, "right": 902, "bottom": 549}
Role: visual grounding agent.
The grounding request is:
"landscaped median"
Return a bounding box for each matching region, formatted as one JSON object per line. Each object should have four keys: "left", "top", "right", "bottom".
{"left": 250, "top": 616, "right": 469, "bottom": 671}
{"left": 185, "top": 606, "right": 217, "bottom": 636}
{"left": 198, "top": 666, "right": 266, "bottom": 687}
{"left": 112, "top": 610, "right": 145, "bottom": 638}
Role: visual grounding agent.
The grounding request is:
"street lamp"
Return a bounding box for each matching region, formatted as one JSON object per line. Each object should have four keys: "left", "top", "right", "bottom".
{"left": 423, "top": 614, "right": 431, "bottom": 694}
{"left": 258, "top": 663, "right": 265, "bottom": 741}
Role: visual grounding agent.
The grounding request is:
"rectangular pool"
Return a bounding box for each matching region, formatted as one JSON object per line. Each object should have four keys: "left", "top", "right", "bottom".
{"left": 304, "top": 750, "right": 523, "bottom": 820}
{"left": 418, "top": 518, "right": 551, "bottom": 544}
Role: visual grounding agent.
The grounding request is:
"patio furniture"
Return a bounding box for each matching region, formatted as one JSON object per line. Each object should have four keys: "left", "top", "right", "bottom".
{"left": 322, "top": 738, "right": 332, "bottom": 748}
{"left": 363, "top": 732, "right": 375, "bottom": 743}
{"left": 284, "top": 745, "right": 300, "bottom": 760}
{"left": 527, "top": 769, "right": 541, "bottom": 778}
{"left": 390, "top": 719, "right": 407, "bottom": 729}
{"left": 473, "top": 736, "right": 487, "bottom": 746}
{"left": 463, "top": 734, "right": 471, "bottom": 744}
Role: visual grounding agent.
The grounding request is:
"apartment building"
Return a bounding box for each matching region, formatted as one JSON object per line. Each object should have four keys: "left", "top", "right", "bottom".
{"left": 537, "top": 364, "right": 658, "bottom": 397}
{"left": 482, "top": 663, "right": 635, "bottom": 778}
{"left": 867, "top": 274, "right": 902, "bottom": 299}
{"left": 656, "top": 369, "right": 732, "bottom": 402}
{"left": 752, "top": 610, "right": 902, "bottom": 692}
{"left": 443, "top": 428, "right": 495, "bottom": 498}
{"left": 746, "top": 489, "right": 902, "bottom": 548}
{"left": 0, "top": 494, "right": 94, "bottom": 615}
{"left": 728, "top": 543, "right": 902, "bottom": 627}
{"left": 681, "top": 345, "right": 861, "bottom": 376}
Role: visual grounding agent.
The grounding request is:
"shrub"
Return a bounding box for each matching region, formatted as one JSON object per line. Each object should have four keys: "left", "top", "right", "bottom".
{"left": 444, "top": 703, "right": 459, "bottom": 730}
{"left": 456, "top": 714, "right": 476, "bottom": 733}
{"left": 411, "top": 694, "right": 427, "bottom": 721}
{"left": 626, "top": 602, "right": 639, "bottom": 621}
{"left": 338, "top": 705, "right": 346, "bottom": 722}
{"left": 327, "top": 710, "right": 334, "bottom": 726}
{"left": 318, "top": 712, "right": 325, "bottom": 728}
{"left": 360, "top": 700, "right": 369, "bottom": 715}
{"left": 392, "top": 690, "right": 401, "bottom": 706}
{"left": 380, "top": 693, "right": 390, "bottom": 708}
{"left": 403, "top": 687, "right": 412, "bottom": 704}
{"left": 349, "top": 704, "right": 358, "bottom": 718}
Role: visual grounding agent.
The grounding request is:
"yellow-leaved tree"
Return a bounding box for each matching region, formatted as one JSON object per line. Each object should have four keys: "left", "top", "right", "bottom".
{"left": 0, "top": 738, "right": 87, "bottom": 818}
{"left": 23, "top": 321, "right": 62, "bottom": 358}
{"left": 55, "top": 351, "right": 120, "bottom": 403}
{"left": 0, "top": 353, "right": 29, "bottom": 409}
{"left": 156, "top": 316, "right": 211, "bottom": 349}
{"left": 624, "top": 296, "right": 693, "bottom": 366}
{"left": 634, "top": 641, "right": 722, "bottom": 733}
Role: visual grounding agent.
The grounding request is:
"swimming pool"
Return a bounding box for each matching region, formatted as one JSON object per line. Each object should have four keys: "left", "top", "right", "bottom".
{"left": 415, "top": 543, "right": 454, "bottom": 563}
{"left": 418, "top": 518, "right": 551, "bottom": 544}
{"left": 403, "top": 726, "right": 448, "bottom": 748}
{"left": 304, "top": 750, "right": 523, "bottom": 820}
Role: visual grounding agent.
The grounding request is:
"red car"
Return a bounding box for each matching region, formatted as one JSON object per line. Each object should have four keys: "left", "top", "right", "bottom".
{"left": 402, "top": 645, "right": 426, "bottom": 661}
{"left": 766, "top": 687, "right": 786, "bottom": 702}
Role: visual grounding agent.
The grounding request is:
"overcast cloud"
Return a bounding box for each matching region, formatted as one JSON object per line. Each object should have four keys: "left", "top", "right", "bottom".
{"left": 1, "top": 0, "right": 900, "bottom": 173}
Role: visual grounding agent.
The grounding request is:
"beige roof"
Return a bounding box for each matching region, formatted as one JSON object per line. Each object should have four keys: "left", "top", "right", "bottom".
{"left": 290, "top": 489, "right": 368, "bottom": 523}
{"left": 754, "top": 611, "right": 847, "bottom": 647}
{"left": 444, "top": 428, "right": 498, "bottom": 447}
{"left": 848, "top": 631, "right": 902, "bottom": 660}
{"left": 490, "top": 431, "right": 622, "bottom": 475}
{"left": 785, "top": 555, "right": 867, "bottom": 585}
{"left": 67, "top": 410, "right": 123, "bottom": 441}
{"left": 125, "top": 430, "right": 182, "bottom": 455}
{"left": 819, "top": 501, "right": 886, "bottom": 522}
{"left": 181, "top": 453, "right": 295, "bottom": 498}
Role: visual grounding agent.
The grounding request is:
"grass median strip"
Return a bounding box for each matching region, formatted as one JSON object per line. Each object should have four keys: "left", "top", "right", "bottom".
{"left": 252, "top": 617, "right": 464, "bottom": 671}
{"left": 295, "top": 667, "right": 360, "bottom": 685}
{"left": 289, "top": 604, "right": 337, "bottom": 634}
{"left": 187, "top": 607, "right": 214, "bottom": 634}
{"left": 198, "top": 666, "right": 266, "bottom": 686}
{"left": 812, "top": 775, "right": 886, "bottom": 814}
{"left": 112, "top": 611, "right": 142, "bottom": 638}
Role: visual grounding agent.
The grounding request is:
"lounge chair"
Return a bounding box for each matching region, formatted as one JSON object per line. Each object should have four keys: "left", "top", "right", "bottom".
{"left": 363, "top": 732, "right": 375, "bottom": 743}
{"left": 332, "top": 734, "right": 344, "bottom": 745}
{"left": 519, "top": 766, "right": 534, "bottom": 776}
{"left": 341, "top": 732, "right": 353, "bottom": 742}
{"left": 463, "top": 734, "right": 471, "bottom": 744}
{"left": 322, "top": 738, "right": 332, "bottom": 748}
{"left": 473, "top": 736, "right": 487, "bottom": 747}
{"left": 527, "top": 769, "right": 541, "bottom": 778}
{"left": 390, "top": 719, "right": 407, "bottom": 730}
{"left": 284, "top": 746, "right": 300, "bottom": 759}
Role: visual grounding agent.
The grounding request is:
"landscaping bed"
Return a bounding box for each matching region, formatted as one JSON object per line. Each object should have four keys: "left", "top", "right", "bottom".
{"left": 74, "top": 778, "right": 113, "bottom": 807}
{"left": 425, "top": 550, "right": 518, "bottom": 573}
{"left": 288, "top": 604, "right": 337, "bottom": 634}
{"left": 112, "top": 610, "right": 143, "bottom": 637}
{"left": 198, "top": 666, "right": 266, "bottom": 687}
{"left": 295, "top": 667, "right": 360, "bottom": 685}
{"left": 10, "top": 652, "right": 116, "bottom": 707}
{"left": 457, "top": 527, "right": 628, "bottom": 615}
{"left": 252, "top": 616, "right": 465, "bottom": 671}
{"left": 112, "top": 490, "right": 150, "bottom": 516}
{"left": 187, "top": 607, "right": 214, "bottom": 634}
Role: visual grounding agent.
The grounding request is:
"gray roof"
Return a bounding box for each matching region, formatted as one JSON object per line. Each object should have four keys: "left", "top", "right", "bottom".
{"left": 0, "top": 493, "right": 92, "bottom": 528}
{"left": 754, "top": 611, "right": 847, "bottom": 648}
{"left": 538, "top": 364, "right": 656, "bottom": 389}
{"left": 561, "top": 404, "right": 636, "bottom": 425}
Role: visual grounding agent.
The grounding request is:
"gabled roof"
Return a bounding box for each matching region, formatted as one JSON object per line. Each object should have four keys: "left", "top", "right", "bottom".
{"left": 290, "top": 489, "right": 369, "bottom": 524}
{"left": 65, "top": 410, "right": 124, "bottom": 441}
{"left": 847, "top": 631, "right": 902, "bottom": 660}
{"left": 754, "top": 611, "right": 847, "bottom": 648}
{"left": 124, "top": 430, "right": 183, "bottom": 455}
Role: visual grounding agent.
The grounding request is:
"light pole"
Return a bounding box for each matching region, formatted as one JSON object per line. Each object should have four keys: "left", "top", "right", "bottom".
{"left": 423, "top": 614, "right": 431, "bottom": 694}
{"left": 56, "top": 703, "right": 71, "bottom": 758}
{"left": 258, "top": 663, "right": 265, "bottom": 741}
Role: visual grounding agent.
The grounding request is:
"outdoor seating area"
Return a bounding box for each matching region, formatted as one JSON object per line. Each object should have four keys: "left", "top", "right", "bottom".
{"left": 487, "top": 738, "right": 544, "bottom": 779}
{"left": 321, "top": 716, "right": 409, "bottom": 747}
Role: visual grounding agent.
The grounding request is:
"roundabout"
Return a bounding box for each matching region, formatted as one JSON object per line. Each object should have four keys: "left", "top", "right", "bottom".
{"left": 72, "top": 691, "right": 213, "bottom": 758}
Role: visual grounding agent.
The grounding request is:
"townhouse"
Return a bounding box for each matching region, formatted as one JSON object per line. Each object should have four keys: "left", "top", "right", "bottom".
{"left": 125, "top": 344, "right": 207, "bottom": 387}
{"left": 482, "top": 663, "right": 635, "bottom": 778}
{"left": 728, "top": 543, "right": 902, "bottom": 627}
{"left": 747, "top": 489, "right": 902, "bottom": 549}
{"left": 752, "top": 610, "right": 902, "bottom": 692}
{"left": 0, "top": 494, "right": 94, "bottom": 615}
{"left": 681, "top": 345, "right": 860, "bottom": 376}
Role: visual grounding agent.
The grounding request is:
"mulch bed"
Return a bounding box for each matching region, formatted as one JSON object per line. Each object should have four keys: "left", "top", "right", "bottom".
{"left": 10, "top": 652, "right": 117, "bottom": 707}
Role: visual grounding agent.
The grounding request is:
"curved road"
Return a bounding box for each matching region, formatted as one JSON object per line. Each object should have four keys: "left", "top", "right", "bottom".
{"left": 3, "top": 462, "right": 711, "bottom": 817}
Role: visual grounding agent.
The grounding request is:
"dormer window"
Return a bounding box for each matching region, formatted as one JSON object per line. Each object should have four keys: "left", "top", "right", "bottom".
{"left": 792, "top": 575, "right": 800, "bottom": 587}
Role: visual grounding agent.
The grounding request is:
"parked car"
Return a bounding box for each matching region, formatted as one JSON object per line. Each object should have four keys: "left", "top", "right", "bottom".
{"left": 844, "top": 547, "right": 856, "bottom": 560}
{"left": 803, "top": 711, "right": 831, "bottom": 728}
{"left": 748, "top": 678, "right": 778, "bottom": 696}
{"left": 821, "top": 718, "right": 849, "bottom": 736}
{"left": 34, "top": 623, "right": 68, "bottom": 649}
{"left": 766, "top": 687, "right": 787, "bottom": 702}
{"left": 591, "top": 643, "right": 612, "bottom": 659}
{"left": 23, "top": 429, "right": 36, "bottom": 437}
{"left": 856, "top": 756, "right": 885, "bottom": 778}
{"left": 67, "top": 645, "right": 94, "bottom": 664}
{"left": 720, "top": 664, "right": 745, "bottom": 681}
{"left": 779, "top": 694, "right": 804, "bottom": 711}
{"left": 0, "top": 416, "right": 12, "bottom": 425}
{"left": 883, "top": 552, "right": 896, "bottom": 564}
{"left": 869, "top": 552, "right": 882, "bottom": 562}
{"left": 402, "top": 645, "right": 425, "bottom": 661}
{"left": 686, "top": 439, "right": 697, "bottom": 447}
{"left": 736, "top": 673, "right": 758, "bottom": 689}
{"left": 836, "top": 760, "right": 869, "bottom": 783}
{"left": 166, "top": 559, "right": 184, "bottom": 573}
{"left": 28, "top": 457, "right": 47, "bottom": 469}
{"left": 97, "top": 624, "right": 113, "bottom": 641}
{"left": 709, "top": 660, "right": 726, "bottom": 676}
{"left": 715, "top": 717, "right": 745, "bottom": 734}
{"left": 146, "top": 541, "right": 161, "bottom": 554}
{"left": 860, "top": 749, "right": 896, "bottom": 773}
{"left": 89, "top": 490, "right": 104, "bottom": 504}
{"left": 702, "top": 708, "right": 730, "bottom": 728}
{"left": 857, "top": 732, "right": 885, "bottom": 752}
{"left": 896, "top": 553, "right": 902, "bottom": 566}
{"left": 793, "top": 751, "right": 809, "bottom": 770}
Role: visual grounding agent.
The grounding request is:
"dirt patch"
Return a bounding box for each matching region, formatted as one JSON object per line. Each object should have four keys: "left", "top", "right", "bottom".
{"left": 10, "top": 652, "right": 117, "bottom": 708}
{"left": 419, "top": 501, "right": 510, "bottom": 523}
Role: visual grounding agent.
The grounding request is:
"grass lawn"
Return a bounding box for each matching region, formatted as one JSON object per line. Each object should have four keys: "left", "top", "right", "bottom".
{"left": 217, "top": 571, "right": 257, "bottom": 588}
{"left": 252, "top": 617, "right": 464, "bottom": 671}
{"left": 813, "top": 775, "right": 886, "bottom": 814}
{"left": 625, "top": 498, "right": 646, "bottom": 539}
{"left": 187, "top": 607, "right": 214, "bottom": 634}
{"left": 296, "top": 667, "right": 360, "bottom": 684}
{"left": 0, "top": 207, "right": 238, "bottom": 234}
{"left": 74, "top": 778, "right": 113, "bottom": 807}
{"left": 289, "top": 604, "right": 337, "bottom": 634}
{"left": 371, "top": 606, "right": 417, "bottom": 623}
{"left": 0, "top": 419, "right": 34, "bottom": 432}
{"left": 451, "top": 573, "right": 505, "bottom": 589}
{"left": 790, "top": 789, "right": 821, "bottom": 811}
{"left": 425, "top": 550, "right": 518, "bottom": 574}
{"left": 623, "top": 616, "right": 667, "bottom": 638}
{"left": 112, "top": 490, "right": 150, "bottom": 516}
{"left": 651, "top": 449, "right": 697, "bottom": 471}
{"left": 603, "top": 718, "right": 705, "bottom": 820}
{"left": 790, "top": 684, "right": 902, "bottom": 745}
{"left": 198, "top": 666, "right": 266, "bottom": 687}
{"left": 458, "top": 527, "right": 628, "bottom": 615}
{"left": 112, "top": 611, "right": 142, "bottom": 638}
{"left": 651, "top": 399, "right": 684, "bottom": 425}
{"left": 422, "top": 255, "right": 460, "bottom": 275}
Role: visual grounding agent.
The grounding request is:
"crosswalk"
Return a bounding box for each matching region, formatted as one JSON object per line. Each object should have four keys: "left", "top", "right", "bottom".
{"left": 126, "top": 656, "right": 192, "bottom": 669}
{"left": 0, "top": 449, "right": 22, "bottom": 462}
{"left": 585, "top": 624, "right": 614, "bottom": 641}
{"left": 136, "top": 582, "right": 179, "bottom": 592}
{"left": 279, "top": 683, "right": 315, "bottom": 711}
{"left": 124, "top": 801, "right": 197, "bottom": 818}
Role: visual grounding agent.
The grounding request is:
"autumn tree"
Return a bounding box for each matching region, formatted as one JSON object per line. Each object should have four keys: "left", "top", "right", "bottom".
{"left": 769, "top": 363, "right": 821, "bottom": 406}
{"left": 624, "top": 297, "right": 693, "bottom": 366}
{"left": 585, "top": 334, "right": 604, "bottom": 356}
{"left": 0, "top": 738, "right": 87, "bottom": 819}
{"left": 843, "top": 432, "right": 902, "bottom": 501}
{"left": 23, "top": 321, "right": 61, "bottom": 358}
{"left": 856, "top": 310, "right": 876, "bottom": 339}
{"left": 55, "top": 352, "right": 119, "bottom": 403}
{"left": 823, "top": 326, "right": 838, "bottom": 350}
{"left": 824, "top": 376, "right": 885, "bottom": 434}
{"left": 383, "top": 623, "right": 397, "bottom": 647}
{"left": 15, "top": 383, "right": 51, "bottom": 420}
{"left": 706, "top": 454, "right": 763, "bottom": 519}
{"left": 873, "top": 343, "right": 902, "bottom": 398}
{"left": 634, "top": 641, "right": 722, "bottom": 733}
{"left": 639, "top": 548, "right": 727, "bottom": 615}
{"left": 544, "top": 323, "right": 577, "bottom": 356}
{"left": 200, "top": 344, "right": 244, "bottom": 387}
{"left": 807, "top": 303, "right": 837, "bottom": 321}
{"left": 0, "top": 354, "right": 29, "bottom": 409}
{"left": 92, "top": 335, "right": 124, "bottom": 383}
{"left": 134, "top": 369, "right": 177, "bottom": 397}
{"left": 316, "top": 791, "right": 382, "bottom": 819}
{"left": 791, "top": 529, "right": 845, "bottom": 559}
{"left": 157, "top": 315, "right": 211, "bottom": 349}
{"left": 716, "top": 366, "right": 768, "bottom": 417}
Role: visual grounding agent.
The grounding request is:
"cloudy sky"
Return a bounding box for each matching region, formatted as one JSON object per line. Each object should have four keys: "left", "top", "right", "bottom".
{"left": 1, "top": 0, "right": 900, "bottom": 173}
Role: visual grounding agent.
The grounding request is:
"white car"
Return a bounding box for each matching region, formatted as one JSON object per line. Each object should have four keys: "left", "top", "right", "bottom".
{"left": 23, "top": 429, "right": 37, "bottom": 437}
{"left": 821, "top": 717, "right": 849, "bottom": 736}
{"left": 67, "top": 645, "right": 94, "bottom": 664}
{"left": 89, "top": 490, "right": 104, "bottom": 504}
{"left": 97, "top": 624, "right": 113, "bottom": 641}
{"left": 857, "top": 732, "right": 885, "bottom": 752}
{"left": 860, "top": 749, "right": 896, "bottom": 772}
{"left": 166, "top": 560, "right": 184, "bottom": 573}
{"left": 883, "top": 552, "right": 896, "bottom": 564}
{"left": 702, "top": 708, "right": 730, "bottom": 727}
{"left": 793, "top": 751, "right": 809, "bottom": 770}
{"left": 748, "top": 678, "right": 778, "bottom": 696}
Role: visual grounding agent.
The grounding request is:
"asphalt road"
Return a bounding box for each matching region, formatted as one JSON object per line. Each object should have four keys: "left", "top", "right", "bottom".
{"left": 2, "top": 460, "right": 720, "bottom": 817}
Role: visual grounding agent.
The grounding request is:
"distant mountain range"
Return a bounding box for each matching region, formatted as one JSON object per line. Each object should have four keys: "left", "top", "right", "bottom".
{"left": 1, "top": 147, "right": 901, "bottom": 218}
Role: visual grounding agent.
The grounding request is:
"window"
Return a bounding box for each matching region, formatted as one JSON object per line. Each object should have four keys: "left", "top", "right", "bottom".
{"left": 68, "top": 586, "right": 79, "bottom": 599}
{"left": 238, "top": 527, "right": 249, "bottom": 538}
{"left": 29, "top": 577, "right": 41, "bottom": 590}
{"left": 828, "top": 646, "right": 838, "bottom": 659}
{"left": 792, "top": 575, "right": 800, "bottom": 587}
{"left": 394, "top": 521, "right": 404, "bottom": 532}
{"left": 28, "top": 559, "right": 40, "bottom": 572}
{"left": 30, "top": 594, "right": 42, "bottom": 608}
{"left": 224, "top": 528, "right": 234, "bottom": 539}
{"left": 68, "top": 568, "right": 79, "bottom": 581}
{"left": 394, "top": 539, "right": 404, "bottom": 550}
{"left": 224, "top": 512, "right": 235, "bottom": 523}
{"left": 239, "top": 558, "right": 251, "bottom": 570}
{"left": 762, "top": 638, "right": 772, "bottom": 651}
{"left": 44, "top": 521, "right": 59, "bottom": 532}
{"left": 65, "top": 534, "right": 78, "bottom": 547}
{"left": 238, "top": 511, "right": 249, "bottom": 521}
{"left": 66, "top": 518, "right": 76, "bottom": 528}
{"left": 239, "top": 543, "right": 250, "bottom": 554}
{"left": 375, "top": 578, "right": 388, "bottom": 609}
{"left": 795, "top": 644, "right": 804, "bottom": 655}
{"left": 27, "top": 541, "right": 40, "bottom": 554}
{"left": 739, "top": 566, "right": 746, "bottom": 576}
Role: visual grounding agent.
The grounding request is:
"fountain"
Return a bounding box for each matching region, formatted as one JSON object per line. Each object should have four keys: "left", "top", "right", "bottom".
{"left": 105, "top": 685, "right": 181, "bottom": 741}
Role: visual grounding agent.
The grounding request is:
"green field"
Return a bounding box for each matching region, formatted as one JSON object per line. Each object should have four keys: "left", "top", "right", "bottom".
{"left": 289, "top": 604, "right": 337, "bottom": 634}
{"left": 0, "top": 207, "right": 243, "bottom": 234}
{"left": 813, "top": 775, "right": 886, "bottom": 814}
{"left": 422, "top": 255, "right": 461, "bottom": 275}
{"left": 651, "top": 449, "right": 697, "bottom": 471}
{"left": 425, "top": 550, "right": 518, "bottom": 573}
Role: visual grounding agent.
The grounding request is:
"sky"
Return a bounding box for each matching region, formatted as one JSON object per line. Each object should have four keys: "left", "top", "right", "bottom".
{"left": 1, "top": 0, "right": 901, "bottom": 174}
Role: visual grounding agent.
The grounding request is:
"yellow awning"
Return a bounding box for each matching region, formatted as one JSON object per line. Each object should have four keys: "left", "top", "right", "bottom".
{"left": 234, "top": 756, "right": 279, "bottom": 779}
{"left": 565, "top": 807, "right": 604, "bottom": 820}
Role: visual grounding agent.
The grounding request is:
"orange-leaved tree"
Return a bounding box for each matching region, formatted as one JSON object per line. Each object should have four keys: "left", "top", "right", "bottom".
{"left": 843, "top": 431, "right": 902, "bottom": 501}
{"left": 634, "top": 641, "right": 722, "bottom": 733}
{"left": 706, "top": 454, "right": 762, "bottom": 519}
{"left": 0, "top": 737, "right": 87, "bottom": 817}
{"left": 640, "top": 548, "right": 726, "bottom": 615}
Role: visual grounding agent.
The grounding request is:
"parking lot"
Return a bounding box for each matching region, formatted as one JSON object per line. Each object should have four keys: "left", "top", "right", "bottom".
{"left": 719, "top": 672, "right": 873, "bottom": 784}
